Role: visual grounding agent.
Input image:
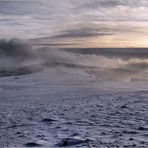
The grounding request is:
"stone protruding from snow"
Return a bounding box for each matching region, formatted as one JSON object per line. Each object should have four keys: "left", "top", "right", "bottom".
{"left": 57, "top": 136, "right": 91, "bottom": 147}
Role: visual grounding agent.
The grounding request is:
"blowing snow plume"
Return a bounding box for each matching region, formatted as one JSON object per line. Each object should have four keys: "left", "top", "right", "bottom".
{"left": 0, "top": 38, "right": 78, "bottom": 77}
{"left": 0, "top": 38, "right": 148, "bottom": 81}
{"left": 0, "top": 38, "right": 43, "bottom": 76}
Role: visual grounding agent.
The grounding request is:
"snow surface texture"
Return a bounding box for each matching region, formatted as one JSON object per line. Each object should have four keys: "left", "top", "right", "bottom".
{"left": 0, "top": 38, "right": 148, "bottom": 147}
{"left": 0, "top": 67, "right": 148, "bottom": 147}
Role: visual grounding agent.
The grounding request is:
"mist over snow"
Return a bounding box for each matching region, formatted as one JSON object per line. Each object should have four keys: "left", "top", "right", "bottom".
{"left": 0, "top": 38, "right": 147, "bottom": 80}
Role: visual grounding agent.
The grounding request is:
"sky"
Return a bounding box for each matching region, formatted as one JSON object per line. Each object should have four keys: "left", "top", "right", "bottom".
{"left": 0, "top": 0, "right": 148, "bottom": 47}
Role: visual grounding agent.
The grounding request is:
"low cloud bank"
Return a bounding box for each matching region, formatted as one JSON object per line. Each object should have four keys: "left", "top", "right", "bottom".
{"left": 0, "top": 38, "right": 147, "bottom": 80}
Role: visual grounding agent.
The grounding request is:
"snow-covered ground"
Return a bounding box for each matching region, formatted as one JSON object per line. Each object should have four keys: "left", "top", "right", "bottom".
{"left": 0, "top": 67, "right": 148, "bottom": 147}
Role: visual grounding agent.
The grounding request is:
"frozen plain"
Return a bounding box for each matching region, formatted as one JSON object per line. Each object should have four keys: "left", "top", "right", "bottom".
{"left": 0, "top": 66, "right": 148, "bottom": 147}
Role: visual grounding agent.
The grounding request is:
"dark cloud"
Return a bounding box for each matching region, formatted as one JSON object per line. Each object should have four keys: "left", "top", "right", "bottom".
{"left": 0, "top": 0, "right": 148, "bottom": 44}
{"left": 0, "top": 1, "right": 40, "bottom": 16}
{"left": 0, "top": 38, "right": 34, "bottom": 60}
{"left": 34, "top": 43, "right": 77, "bottom": 47}
{"left": 77, "top": 1, "right": 120, "bottom": 9}
{"left": 50, "top": 27, "right": 113, "bottom": 39}
{"left": 77, "top": 0, "right": 141, "bottom": 9}
{"left": 33, "top": 24, "right": 141, "bottom": 42}
{"left": 66, "top": 48, "right": 148, "bottom": 59}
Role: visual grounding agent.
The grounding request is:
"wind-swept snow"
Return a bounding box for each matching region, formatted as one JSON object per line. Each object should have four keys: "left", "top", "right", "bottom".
{"left": 0, "top": 67, "right": 148, "bottom": 147}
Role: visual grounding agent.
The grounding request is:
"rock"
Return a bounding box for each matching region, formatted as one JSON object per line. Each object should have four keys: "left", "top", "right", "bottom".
{"left": 120, "top": 104, "right": 128, "bottom": 109}
{"left": 129, "top": 138, "right": 134, "bottom": 141}
{"left": 42, "top": 118, "right": 56, "bottom": 123}
{"left": 132, "top": 144, "right": 136, "bottom": 147}
{"left": 138, "top": 126, "right": 148, "bottom": 131}
{"left": 139, "top": 141, "right": 145, "bottom": 144}
{"left": 138, "top": 126, "right": 145, "bottom": 130}
{"left": 15, "top": 131, "right": 21, "bottom": 135}
{"left": 122, "top": 130, "right": 137, "bottom": 134}
{"left": 57, "top": 137, "right": 91, "bottom": 147}
{"left": 24, "top": 142, "right": 42, "bottom": 147}
{"left": 101, "top": 132, "right": 106, "bottom": 135}
{"left": 123, "top": 145, "right": 129, "bottom": 147}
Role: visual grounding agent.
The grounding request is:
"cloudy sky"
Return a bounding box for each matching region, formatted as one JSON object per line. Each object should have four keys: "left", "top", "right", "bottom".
{"left": 1, "top": 0, "right": 148, "bottom": 47}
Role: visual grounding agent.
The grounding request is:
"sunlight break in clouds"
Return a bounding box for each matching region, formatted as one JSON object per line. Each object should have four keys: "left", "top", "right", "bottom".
{"left": 0, "top": 0, "right": 148, "bottom": 47}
